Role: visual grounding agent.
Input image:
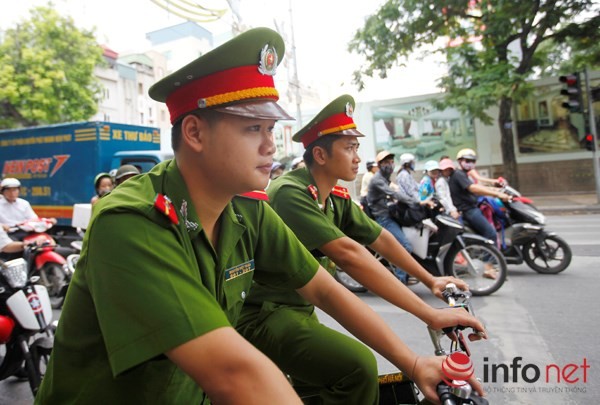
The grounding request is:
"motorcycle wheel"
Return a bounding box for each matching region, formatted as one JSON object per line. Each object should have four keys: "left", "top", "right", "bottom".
{"left": 334, "top": 267, "right": 367, "bottom": 293}
{"left": 523, "top": 234, "right": 572, "bottom": 274}
{"left": 444, "top": 240, "right": 507, "bottom": 296}
{"left": 38, "top": 263, "right": 68, "bottom": 309}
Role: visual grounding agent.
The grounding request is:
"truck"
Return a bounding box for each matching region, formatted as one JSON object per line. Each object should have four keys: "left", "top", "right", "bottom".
{"left": 0, "top": 121, "right": 173, "bottom": 234}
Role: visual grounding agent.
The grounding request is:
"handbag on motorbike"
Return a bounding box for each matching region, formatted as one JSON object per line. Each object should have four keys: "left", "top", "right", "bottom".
{"left": 389, "top": 201, "right": 428, "bottom": 227}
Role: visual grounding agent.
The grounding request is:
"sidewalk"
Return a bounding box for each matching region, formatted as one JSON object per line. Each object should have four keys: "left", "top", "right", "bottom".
{"left": 528, "top": 193, "right": 600, "bottom": 215}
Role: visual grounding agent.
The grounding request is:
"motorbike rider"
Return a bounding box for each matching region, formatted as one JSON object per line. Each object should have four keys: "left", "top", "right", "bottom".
{"left": 238, "top": 95, "right": 486, "bottom": 404}
{"left": 367, "top": 150, "right": 413, "bottom": 283}
{"left": 114, "top": 164, "right": 141, "bottom": 186}
{"left": 90, "top": 172, "right": 114, "bottom": 205}
{"left": 449, "top": 148, "right": 511, "bottom": 247}
{"left": 419, "top": 160, "right": 441, "bottom": 202}
{"left": 0, "top": 178, "right": 57, "bottom": 238}
{"left": 436, "top": 158, "right": 460, "bottom": 219}
{"left": 36, "top": 30, "right": 484, "bottom": 405}
{"left": 395, "top": 153, "right": 437, "bottom": 209}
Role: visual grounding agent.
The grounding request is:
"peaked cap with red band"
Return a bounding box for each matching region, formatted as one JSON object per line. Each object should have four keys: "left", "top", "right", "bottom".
{"left": 149, "top": 27, "right": 293, "bottom": 123}
{"left": 292, "top": 94, "right": 364, "bottom": 148}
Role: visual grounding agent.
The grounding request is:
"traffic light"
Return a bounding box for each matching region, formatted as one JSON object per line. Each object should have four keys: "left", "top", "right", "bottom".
{"left": 583, "top": 133, "right": 595, "bottom": 151}
{"left": 559, "top": 73, "right": 582, "bottom": 113}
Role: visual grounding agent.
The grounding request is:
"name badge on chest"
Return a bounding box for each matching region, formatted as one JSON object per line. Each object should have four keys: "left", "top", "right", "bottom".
{"left": 224, "top": 260, "right": 255, "bottom": 281}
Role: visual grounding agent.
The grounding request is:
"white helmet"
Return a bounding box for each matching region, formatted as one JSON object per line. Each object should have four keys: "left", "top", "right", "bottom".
{"left": 1, "top": 178, "right": 21, "bottom": 190}
{"left": 457, "top": 148, "right": 477, "bottom": 160}
{"left": 399, "top": 153, "right": 415, "bottom": 166}
{"left": 424, "top": 160, "right": 440, "bottom": 172}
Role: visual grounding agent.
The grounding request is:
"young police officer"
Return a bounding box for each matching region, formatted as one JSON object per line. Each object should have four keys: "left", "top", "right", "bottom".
{"left": 238, "top": 95, "right": 486, "bottom": 404}
{"left": 35, "top": 29, "right": 484, "bottom": 405}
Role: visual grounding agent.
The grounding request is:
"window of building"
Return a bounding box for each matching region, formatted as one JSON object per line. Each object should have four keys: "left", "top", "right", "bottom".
{"left": 138, "top": 83, "right": 143, "bottom": 95}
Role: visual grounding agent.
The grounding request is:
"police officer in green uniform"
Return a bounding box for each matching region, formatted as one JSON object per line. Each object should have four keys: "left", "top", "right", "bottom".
{"left": 238, "top": 95, "right": 487, "bottom": 404}
{"left": 36, "top": 29, "right": 483, "bottom": 404}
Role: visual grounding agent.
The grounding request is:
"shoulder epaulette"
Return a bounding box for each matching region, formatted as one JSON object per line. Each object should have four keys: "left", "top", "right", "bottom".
{"left": 237, "top": 190, "right": 269, "bottom": 201}
{"left": 307, "top": 184, "right": 318, "bottom": 201}
{"left": 154, "top": 193, "right": 179, "bottom": 225}
{"left": 331, "top": 185, "right": 350, "bottom": 200}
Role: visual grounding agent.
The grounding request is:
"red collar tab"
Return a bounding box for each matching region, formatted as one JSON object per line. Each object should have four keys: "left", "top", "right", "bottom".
{"left": 331, "top": 185, "right": 350, "bottom": 199}
{"left": 154, "top": 194, "right": 179, "bottom": 225}
{"left": 307, "top": 184, "right": 318, "bottom": 201}
{"left": 166, "top": 65, "right": 278, "bottom": 124}
{"left": 301, "top": 112, "right": 357, "bottom": 148}
{"left": 238, "top": 190, "right": 269, "bottom": 201}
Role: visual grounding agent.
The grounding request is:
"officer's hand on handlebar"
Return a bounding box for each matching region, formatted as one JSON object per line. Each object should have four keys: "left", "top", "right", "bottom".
{"left": 426, "top": 307, "right": 487, "bottom": 341}
{"left": 412, "top": 356, "right": 485, "bottom": 405}
{"left": 430, "top": 276, "right": 469, "bottom": 300}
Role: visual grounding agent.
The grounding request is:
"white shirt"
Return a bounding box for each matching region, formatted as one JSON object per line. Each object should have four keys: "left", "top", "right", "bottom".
{"left": 0, "top": 198, "right": 38, "bottom": 227}
{"left": 0, "top": 228, "right": 15, "bottom": 252}
{"left": 435, "top": 176, "right": 458, "bottom": 214}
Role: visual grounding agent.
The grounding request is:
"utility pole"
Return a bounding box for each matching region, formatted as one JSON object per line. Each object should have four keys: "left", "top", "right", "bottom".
{"left": 288, "top": 0, "right": 302, "bottom": 128}
{"left": 584, "top": 67, "right": 600, "bottom": 203}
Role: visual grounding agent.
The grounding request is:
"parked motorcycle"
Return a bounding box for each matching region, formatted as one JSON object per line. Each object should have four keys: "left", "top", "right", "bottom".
{"left": 336, "top": 212, "right": 508, "bottom": 296}
{"left": 0, "top": 257, "right": 55, "bottom": 396}
{"left": 478, "top": 185, "right": 572, "bottom": 274}
{"left": 9, "top": 219, "right": 72, "bottom": 308}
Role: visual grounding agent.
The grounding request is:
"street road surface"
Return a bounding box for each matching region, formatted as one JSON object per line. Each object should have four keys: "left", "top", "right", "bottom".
{"left": 1, "top": 215, "right": 599, "bottom": 404}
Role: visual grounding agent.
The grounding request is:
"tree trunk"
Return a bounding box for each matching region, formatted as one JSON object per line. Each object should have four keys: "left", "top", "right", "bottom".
{"left": 498, "top": 96, "right": 520, "bottom": 189}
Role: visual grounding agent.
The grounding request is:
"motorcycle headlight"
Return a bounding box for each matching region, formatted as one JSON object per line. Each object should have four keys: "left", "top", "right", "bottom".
{"left": 0, "top": 258, "right": 28, "bottom": 289}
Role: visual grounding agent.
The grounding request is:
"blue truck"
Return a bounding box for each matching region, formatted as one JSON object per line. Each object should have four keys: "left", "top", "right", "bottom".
{"left": 0, "top": 121, "right": 172, "bottom": 231}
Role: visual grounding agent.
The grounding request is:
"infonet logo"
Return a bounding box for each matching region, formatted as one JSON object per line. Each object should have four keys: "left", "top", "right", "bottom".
{"left": 441, "top": 352, "right": 474, "bottom": 387}
{"left": 482, "top": 357, "right": 590, "bottom": 384}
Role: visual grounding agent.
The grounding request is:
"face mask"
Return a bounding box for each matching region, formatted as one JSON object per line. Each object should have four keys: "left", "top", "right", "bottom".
{"left": 409, "top": 162, "right": 415, "bottom": 171}
{"left": 380, "top": 164, "right": 394, "bottom": 177}
{"left": 460, "top": 161, "right": 475, "bottom": 171}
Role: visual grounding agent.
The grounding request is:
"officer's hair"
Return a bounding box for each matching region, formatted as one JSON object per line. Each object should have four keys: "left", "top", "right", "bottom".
{"left": 303, "top": 135, "right": 340, "bottom": 167}
{"left": 171, "top": 109, "right": 224, "bottom": 151}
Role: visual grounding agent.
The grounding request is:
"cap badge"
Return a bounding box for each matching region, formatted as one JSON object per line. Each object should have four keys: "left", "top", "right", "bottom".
{"left": 258, "top": 44, "right": 278, "bottom": 76}
{"left": 345, "top": 102, "right": 354, "bottom": 118}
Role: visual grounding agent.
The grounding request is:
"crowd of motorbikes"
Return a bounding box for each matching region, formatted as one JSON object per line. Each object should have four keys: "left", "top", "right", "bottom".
{"left": 0, "top": 218, "right": 81, "bottom": 395}
{"left": 335, "top": 183, "right": 572, "bottom": 296}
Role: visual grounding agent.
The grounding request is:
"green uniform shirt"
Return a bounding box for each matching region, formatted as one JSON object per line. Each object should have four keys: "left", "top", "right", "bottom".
{"left": 36, "top": 160, "right": 319, "bottom": 404}
{"left": 239, "top": 168, "right": 381, "bottom": 320}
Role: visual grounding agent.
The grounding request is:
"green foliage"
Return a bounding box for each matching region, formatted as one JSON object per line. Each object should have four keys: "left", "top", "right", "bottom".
{"left": 349, "top": 0, "right": 599, "bottom": 122}
{"left": 0, "top": 5, "right": 104, "bottom": 128}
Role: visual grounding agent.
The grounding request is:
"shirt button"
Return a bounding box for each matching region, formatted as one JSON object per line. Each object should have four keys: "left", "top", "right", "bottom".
{"left": 241, "top": 291, "right": 246, "bottom": 299}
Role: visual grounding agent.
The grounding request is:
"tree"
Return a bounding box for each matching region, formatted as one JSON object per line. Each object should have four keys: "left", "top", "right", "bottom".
{"left": 349, "top": 0, "right": 600, "bottom": 188}
{"left": 0, "top": 5, "right": 104, "bottom": 128}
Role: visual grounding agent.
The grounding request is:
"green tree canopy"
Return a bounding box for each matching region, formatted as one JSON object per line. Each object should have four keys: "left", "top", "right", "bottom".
{"left": 0, "top": 5, "right": 104, "bottom": 128}
{"left": 349, "top": 0, "right": 600, "bottom": 187}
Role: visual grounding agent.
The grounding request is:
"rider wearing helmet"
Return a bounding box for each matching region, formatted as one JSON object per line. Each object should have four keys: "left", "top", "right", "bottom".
{"left": 359, "top": 159, "right": 378, "bottom": 199}
{"left": 395, "top": 153, "right": 437, "bottom": 209}
{"left": 449, "top": 148, "right": 511, "bottom": 250}
{"left": 114, "top": 164, "right": 141, "bottom": 186}
{"left": 91, "top": 173, "right": 114, "bottom": 206}
{"left": 419, "top": 160, "right": 441, "bottom": 202}
{"left": 0, "top": 178, "right": 52, "bottom": 230}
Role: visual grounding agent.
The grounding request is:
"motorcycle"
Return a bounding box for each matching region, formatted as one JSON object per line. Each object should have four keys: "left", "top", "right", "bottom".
{"left": 335, "top": 208, "right": 508, "bottom": 296}
{"left": 8, "top": 219, "right": 72, "bottom": 309}
{"left": 478, "top": 185, "right": 572, "bottom": 274}
{"left": 0, "top": 257, "right": 55, "bottom": 396}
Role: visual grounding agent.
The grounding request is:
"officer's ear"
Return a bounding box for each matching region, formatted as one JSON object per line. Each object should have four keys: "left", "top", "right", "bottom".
{"left": 180, "top": 114, "right": 209, "bottom": 153}
{"left": 312, "top": 146, "right": 328, "bottom": 166}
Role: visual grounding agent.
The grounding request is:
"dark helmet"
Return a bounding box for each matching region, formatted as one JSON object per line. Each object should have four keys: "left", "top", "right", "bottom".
{"left": 115, "top": 165, "right": 140, "bottom": 181}
{"left": 366, "top": 160, "right": 376, "bottom": 170}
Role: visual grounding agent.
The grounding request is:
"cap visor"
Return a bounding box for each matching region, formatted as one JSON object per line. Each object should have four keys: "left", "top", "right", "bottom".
{"left": 331, "top": 128, "right": 365, "bottom": 137}
{"left": 213, "top": 100, "right": 294, "bottom": 120}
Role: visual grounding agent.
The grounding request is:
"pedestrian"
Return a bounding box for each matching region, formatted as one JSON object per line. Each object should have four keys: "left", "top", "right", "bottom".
{"left": 436, "top": 158, "right": 460, "bottom": 219}
{"left": 90, "top": 172, "right": 114, "bottom": 205}
{"left": 238, "top": 95, "right": 486, "bottom": 404}
{"left": 35, "top": 29, "right": 485, "bottom": 405}
{"left": 114, "top": 164, "right": 140, "bottom": 186}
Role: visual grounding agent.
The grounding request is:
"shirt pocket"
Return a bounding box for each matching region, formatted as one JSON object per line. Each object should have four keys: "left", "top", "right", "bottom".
{"left": 222, "top": 263, "right": 255, "bottom": 325}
